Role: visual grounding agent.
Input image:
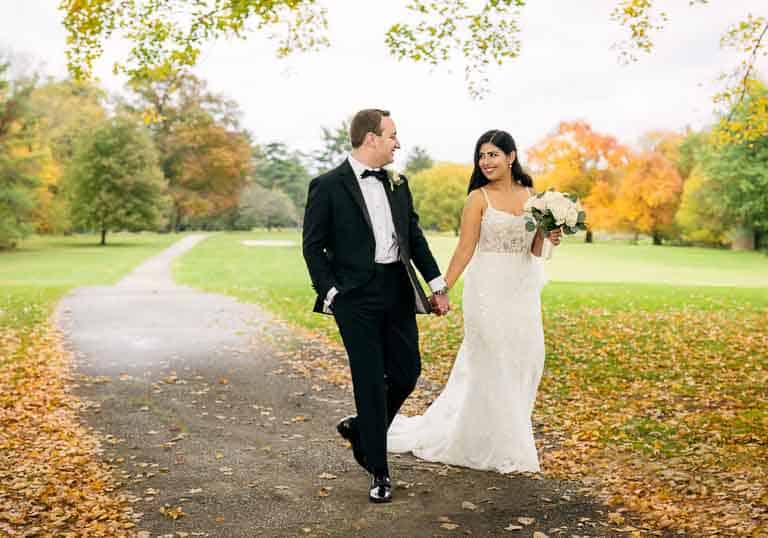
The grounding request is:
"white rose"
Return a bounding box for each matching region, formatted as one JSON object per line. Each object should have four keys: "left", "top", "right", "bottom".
{"left": 542, "top": 190, "right": 560, "bottom": 204}
{"left": 548, "top": 198, "right": 570, "bottom": 224}
{"left": 565, "top": 206, "right": 579, "bottom": 227}
{"left": 525, "top": 196, "right": 546, "bottom": 212}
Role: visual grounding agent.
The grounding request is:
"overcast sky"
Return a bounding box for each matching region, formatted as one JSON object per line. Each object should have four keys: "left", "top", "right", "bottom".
{"left": 1, "top": 1, "right": 765, "bottom": 167}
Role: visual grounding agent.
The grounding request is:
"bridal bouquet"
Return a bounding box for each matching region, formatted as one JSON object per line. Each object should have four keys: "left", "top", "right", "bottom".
{"left": 524, "top": 189, "right": 587, "bottom": 258}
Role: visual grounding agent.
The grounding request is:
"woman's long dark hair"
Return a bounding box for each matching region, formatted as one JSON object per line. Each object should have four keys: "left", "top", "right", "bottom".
{"left": 467, "top": 129, "right": 533, "bottom": 194}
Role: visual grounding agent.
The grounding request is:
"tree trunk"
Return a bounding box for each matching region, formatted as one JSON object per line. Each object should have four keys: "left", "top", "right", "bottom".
{"left": 731, "top": 226, "right": 755, "bottom": 251}
{"left": 652, "top": 233, "right": 662, "bottom": 245}
{"left": 100, "top": 228, "right": 107, "bottom": 246}
{"left": 585, "top": 229, "right": 593, "bottom": 243}
{"left": 170, "top": 202, "right": 181, "bottom": 232}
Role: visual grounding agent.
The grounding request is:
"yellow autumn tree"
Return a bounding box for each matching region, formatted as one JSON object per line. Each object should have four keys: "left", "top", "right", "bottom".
{"left": 675, "top": 165, "right": 729, "bottom": 246}
{"left": 29, "top": 79, "right": 107, "bottom": 233}
{"left": 30, "top": 147, "right": 67, "bottom": 234}
{"left": 409, "top": 163, "right": 472, "bottom": 235}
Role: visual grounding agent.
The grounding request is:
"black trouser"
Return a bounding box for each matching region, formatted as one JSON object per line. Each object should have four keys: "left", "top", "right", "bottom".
{"left": 332, "top": 262, "right": 421, "bottom": 474}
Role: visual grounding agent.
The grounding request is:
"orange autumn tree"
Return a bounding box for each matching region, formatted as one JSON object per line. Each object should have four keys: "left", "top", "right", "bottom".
{"left": 639, "top": 130, "right": 684, "bottom": 168}
{"left": 614, "top": 151, "right": 683, "bottom": 245}
{"left": 128, "top": 74, "right": 253, "bottom": 230}
{"left": 166, "top": 118, "right": 252, "bottom": 225}
{"left": 526, "top": 120, "right": 629, "bottom": 242}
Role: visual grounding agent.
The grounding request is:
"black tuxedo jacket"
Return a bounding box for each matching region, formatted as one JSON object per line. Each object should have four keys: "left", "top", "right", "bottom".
{"left": 302, "top": 159, "right": 441, "bottom": 315}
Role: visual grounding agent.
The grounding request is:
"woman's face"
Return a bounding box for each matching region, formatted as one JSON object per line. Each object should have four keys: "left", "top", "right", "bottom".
{"left": 478, "top": 142, "right": 514, "bottom": 182}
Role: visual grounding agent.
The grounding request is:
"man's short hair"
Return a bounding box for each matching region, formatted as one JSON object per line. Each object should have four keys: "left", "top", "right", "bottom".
{"left": 349, "top": 109, "right": 390, "bottom": 148}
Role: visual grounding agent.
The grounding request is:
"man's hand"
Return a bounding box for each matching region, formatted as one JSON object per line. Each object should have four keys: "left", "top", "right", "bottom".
{"left": 430, "top": 293, "right": 450, "bottom": 316}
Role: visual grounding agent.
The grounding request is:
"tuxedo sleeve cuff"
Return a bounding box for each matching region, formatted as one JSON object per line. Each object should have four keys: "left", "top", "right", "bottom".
{"left": 324, "top": 286, "right": 339, "bottom": 307}
{"left": 427, "top": 276, "right": 447, "bottom": 293}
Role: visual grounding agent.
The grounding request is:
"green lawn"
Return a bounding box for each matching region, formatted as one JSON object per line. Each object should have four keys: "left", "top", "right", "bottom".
{"left": 174, "top": 230, "right": 768, "bottom": 319}
{"left": 0, "top": 233, "right": 181, "bottom": 328}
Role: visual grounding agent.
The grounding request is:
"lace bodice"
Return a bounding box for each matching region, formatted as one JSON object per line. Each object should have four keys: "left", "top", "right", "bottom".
{"left": 476, "top": 188, "right": 537, "bottom": 254}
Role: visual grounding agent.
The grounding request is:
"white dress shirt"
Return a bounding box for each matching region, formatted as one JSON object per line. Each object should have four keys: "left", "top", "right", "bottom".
{"left": 348, "top": 154, "right": 400, "bottom": 264}
{"left": 324, "top": 155, "right": 446, "bottom": 310}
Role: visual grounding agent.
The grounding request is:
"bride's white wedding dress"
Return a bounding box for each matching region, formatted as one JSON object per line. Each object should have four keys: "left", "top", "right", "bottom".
{"left": 388, "top": 187, "right": 547, "bottom": 473}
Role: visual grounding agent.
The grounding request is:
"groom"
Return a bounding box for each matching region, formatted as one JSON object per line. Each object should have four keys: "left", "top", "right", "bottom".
{"left": 302, "top": 109, "right": 449, "bottom": 503}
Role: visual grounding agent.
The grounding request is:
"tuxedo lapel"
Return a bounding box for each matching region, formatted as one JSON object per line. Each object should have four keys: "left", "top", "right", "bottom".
{"left": 339, "top": 160, "right": 374, "bottom": 234}
{"left": 382, "top": 179, "right": 404, "bottom": 239}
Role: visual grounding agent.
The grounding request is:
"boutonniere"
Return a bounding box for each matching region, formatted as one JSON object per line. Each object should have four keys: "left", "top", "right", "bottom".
{"left": 386, "top": 168, "right": 405, "bottom": 192}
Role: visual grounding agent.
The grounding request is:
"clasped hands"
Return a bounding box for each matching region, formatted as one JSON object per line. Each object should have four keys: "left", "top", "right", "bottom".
{"left": 430, "top": 292, "right": 450, "bottom": 316}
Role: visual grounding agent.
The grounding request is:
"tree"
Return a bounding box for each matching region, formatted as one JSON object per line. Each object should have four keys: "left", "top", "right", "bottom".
{"left": 65, "top": 116, "right": 167, "bottom": 245}
{"left": 701, "top": 136, "right": 768, "bottom": 251}
{"left": 672, "top": 129, "right": 729, "bottom": 246}
{"left": 165, "top": 116, "right": 251, "bottom": 229}
{"left": 677, "top": 129, "right": 710, "bottom": 182}
{"left": 685, "top": 81, "right": 768, "bottom": 251}
{"left": 30, "top": 79, "right": 107, "bottom": 163}
{"left": 0, "top": 61, "right": 40, "bottom": 249}
{"left": 313, "top": 121, "right": 351, "bottom": 174}
{"left": 581, "top": 179, "right": 619, "bottom": 235}
{"left": 29, "top": 147, "right": 66, "bottom": 234}
{"left": 675, "top": 165, "right": 729, "bottom": 246}
{"left": 61, "top": 1, "right": 765, "bottom": 117}
{"left": 639, "top": 129, "right": 685, "bottom": 172}
{"left": 254, "top": 142, "right": 312, "bottom": 210}
{"left": 527, "top": 121, "right": 629, "bottom": 242}
{"left": 236, "top": 182, "right": 298, "bottom": 230}
{"left": 404, "top": 146, "right": 434, "bottom": 176}
{"left": 613, "top": 151, "right": 683, "bottom": 245}
{"left": 28, "top": 79, "right": 107, "bottom": 233}
{"left": 125, "top": 73, "right": 252, "bottom": 230}
{"left": 409, "top": 163, "right": 471, "bottom": 235}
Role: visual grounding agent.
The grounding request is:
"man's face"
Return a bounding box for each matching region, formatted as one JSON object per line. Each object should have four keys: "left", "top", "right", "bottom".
{"left": 372, "top": 116, "right": 400, "bottom": 166}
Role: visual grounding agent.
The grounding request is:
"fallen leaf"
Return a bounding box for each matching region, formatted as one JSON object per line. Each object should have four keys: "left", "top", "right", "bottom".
{"left": 159, "top": 505, "right": 184, "bottom": 520}
{"left": 608, "top": 512, "right": 625, "bottom": 525}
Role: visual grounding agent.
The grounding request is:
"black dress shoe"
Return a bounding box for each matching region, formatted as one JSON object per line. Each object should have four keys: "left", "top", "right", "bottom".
{"left": 336, "top": 416, "right": 370, "bottom": 472}
{"left": 369, "top": 474, "right": 392, "bottom": 503}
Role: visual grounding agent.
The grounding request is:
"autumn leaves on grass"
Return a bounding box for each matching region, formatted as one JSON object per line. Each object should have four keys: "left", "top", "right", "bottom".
{"left": 536, "top": 308, "right": 768, "bottom": 535}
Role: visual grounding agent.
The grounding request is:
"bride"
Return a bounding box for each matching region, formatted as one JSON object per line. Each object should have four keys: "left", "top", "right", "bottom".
{"left": 388, "top": 129, "right": 561, "bottom": 474}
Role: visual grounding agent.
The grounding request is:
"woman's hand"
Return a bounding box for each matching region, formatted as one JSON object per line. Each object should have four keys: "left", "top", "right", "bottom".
{"left": 547, "top": 228, "right": 563, "bottom": 246}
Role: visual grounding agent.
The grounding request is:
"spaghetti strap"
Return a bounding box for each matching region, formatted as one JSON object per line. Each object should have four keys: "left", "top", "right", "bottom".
{"left": 480, "top": 187, "right": 493, "bottom": 208}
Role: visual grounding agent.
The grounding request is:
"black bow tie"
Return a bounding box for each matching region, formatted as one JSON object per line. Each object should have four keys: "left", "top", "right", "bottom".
{"left": 361, "top": 168, "right": 388, "bottom": 183}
